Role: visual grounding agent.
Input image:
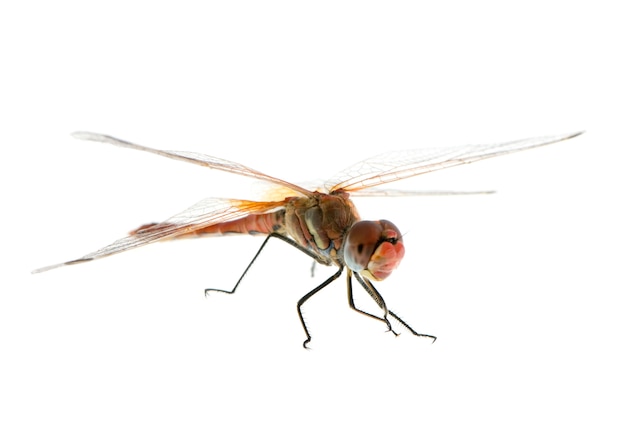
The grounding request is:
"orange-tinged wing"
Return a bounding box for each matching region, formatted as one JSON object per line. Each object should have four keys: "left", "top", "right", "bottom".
{"left": 325, "top": 131, "right": 583, "bottom": 193}
{"left": 72, "top": 132, "right": 315, "bottom": 197}
{"left": 32, "top": 198, "right": 285, "bottom": 273}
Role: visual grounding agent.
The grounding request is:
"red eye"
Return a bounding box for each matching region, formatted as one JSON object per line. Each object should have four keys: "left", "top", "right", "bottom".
{"left": 344, "top": 220, "right": 405, "bottom": 281}
{"left": 344, "top": 221, "right": 382, "bottom": 272}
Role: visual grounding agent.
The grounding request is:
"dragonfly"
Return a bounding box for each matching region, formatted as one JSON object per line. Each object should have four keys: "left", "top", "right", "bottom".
{"left": 33, "top": 130, "right": 583, "bottom": 347}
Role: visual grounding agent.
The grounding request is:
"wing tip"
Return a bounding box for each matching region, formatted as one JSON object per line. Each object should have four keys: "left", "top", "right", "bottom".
{"left": 71, "top": 131, "right": 100, "bottom": 140}
{"left": 31, "top": 263, "right": 64, "bottom": 274}
{"left": 32, "top": 258, "right": 93, "bottom": 274}
{"left": 565, "top": 130, "right": 585, "bottom": 140}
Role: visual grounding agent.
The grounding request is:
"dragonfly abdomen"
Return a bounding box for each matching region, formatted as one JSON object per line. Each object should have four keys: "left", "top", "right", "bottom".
{"left": 128, "top": 210, "right": 287, "bottom": 240}
{"left": 200, "top": 210, "right": 287, "bottom": 236}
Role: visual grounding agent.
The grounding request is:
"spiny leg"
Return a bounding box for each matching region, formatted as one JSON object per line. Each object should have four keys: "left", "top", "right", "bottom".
{"left": 388, "top": 310, "right": 436, "bottom": 343}
{"left": 347, "top": 271, "right": 398, "bottom": 335}
{"left": 204, "top": 232, "right": 327, "bottom": 296}
{"left": 297, "top": 266, "right": 344, "bottom": 349}
{"left": 353, "top": 272, "right": 436, "bottom": 342}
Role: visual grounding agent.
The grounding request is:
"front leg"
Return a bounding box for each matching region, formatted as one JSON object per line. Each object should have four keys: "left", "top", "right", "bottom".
{"left": 347, "top": 271, "right": 398, "bottom": 335}
{"left": 352, "top": 272, "right": 436, "bottom": 343}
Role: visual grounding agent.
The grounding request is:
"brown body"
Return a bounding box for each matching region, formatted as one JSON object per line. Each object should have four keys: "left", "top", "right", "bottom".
{"left": 133, "top": 191, "right": 360, "bottom": 268}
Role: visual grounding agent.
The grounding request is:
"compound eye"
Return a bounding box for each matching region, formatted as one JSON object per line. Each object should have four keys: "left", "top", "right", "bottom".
{"left": 344, "top": 220, "right": 405, "bottom": 281}
{"left": 343, "top": 221, "right": 382, "bottom": 272}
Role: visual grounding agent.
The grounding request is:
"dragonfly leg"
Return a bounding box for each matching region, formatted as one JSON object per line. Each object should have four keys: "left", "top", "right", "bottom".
{"left": 353, "top": 272, "right": 437, "bottom": 343}
{"left": 387, "top": 310, "right": 436, "bottom": 343}
{"left": 297, "top": 266, "right": 344, "bottom": 349}
{"left": 204, "top": 232, "right": 327, "bottom": 297}
{"left": 349, "top": 272, "right": 398, "bottom": 335}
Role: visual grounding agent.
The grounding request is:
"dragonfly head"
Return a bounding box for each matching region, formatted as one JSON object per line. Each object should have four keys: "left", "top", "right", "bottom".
{"left": 343, "top": 220, "right": 405, "bottom": 281}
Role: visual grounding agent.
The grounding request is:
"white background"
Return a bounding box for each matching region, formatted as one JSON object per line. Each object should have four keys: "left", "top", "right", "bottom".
{"left": 2, "top": 1, "right": 624, "bottom": 422}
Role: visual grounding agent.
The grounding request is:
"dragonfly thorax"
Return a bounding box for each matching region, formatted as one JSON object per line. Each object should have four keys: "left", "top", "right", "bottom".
{"left": 283, "top": 191, "right": 360, "bottom": 266}
{"left": 343, "top": 220, "right": 405, "bottom": 281}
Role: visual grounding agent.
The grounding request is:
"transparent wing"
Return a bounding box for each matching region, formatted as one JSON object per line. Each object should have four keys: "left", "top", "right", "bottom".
{"left": 325, "top": 131, "right": 583, "bottom": 193}
{"left": 348, "top": 188, "right": 495, "bottom": 197}
{"left": 72, "top": 132, "right": 314, "bottom": 197}
{"left": 33, "top": 198, "right": 285, "bottom": 273}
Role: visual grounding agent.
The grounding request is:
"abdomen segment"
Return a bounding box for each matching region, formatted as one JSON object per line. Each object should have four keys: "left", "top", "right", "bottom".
{"left": 129, "top": 210, "right": 287, "bottom": 239}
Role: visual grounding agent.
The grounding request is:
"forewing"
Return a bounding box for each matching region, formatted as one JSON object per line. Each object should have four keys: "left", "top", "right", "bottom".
{"left": 72, "top": 132, "right": 314, "bottom": 197}
{"left": 326, "top": 132, "right": 583, "bottom": 193}
{"left": 33, "top": 198, "right": 285, "bottom": 273}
